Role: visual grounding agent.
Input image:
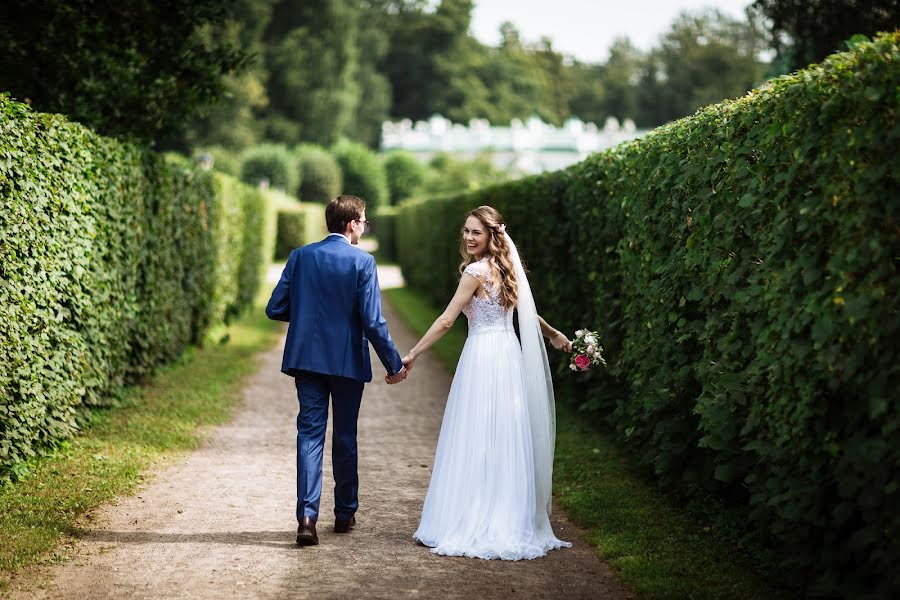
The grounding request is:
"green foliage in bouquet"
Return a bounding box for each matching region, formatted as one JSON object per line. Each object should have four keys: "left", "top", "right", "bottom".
{"left": 391, "top": 33, "right": 900, "bottom": 597}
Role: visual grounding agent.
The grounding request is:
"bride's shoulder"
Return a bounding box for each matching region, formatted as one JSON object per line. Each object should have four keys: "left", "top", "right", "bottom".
{"left": 463, "top": 260, "right": 489, "bottom": 280}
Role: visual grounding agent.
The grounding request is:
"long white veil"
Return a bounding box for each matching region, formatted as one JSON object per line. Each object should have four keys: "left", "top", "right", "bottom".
{"left": 504, "top": 230, "right": 556, "bottom": 518}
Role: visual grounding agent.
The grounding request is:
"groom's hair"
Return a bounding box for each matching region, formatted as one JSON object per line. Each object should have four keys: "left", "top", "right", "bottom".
{"left": 326, "top": 195, "right": 366, "bottom": 233}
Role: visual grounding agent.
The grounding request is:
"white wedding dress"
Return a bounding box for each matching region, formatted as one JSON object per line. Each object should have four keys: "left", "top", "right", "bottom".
{"left": 413, "top": 257, "right": 572, "bottom": 560}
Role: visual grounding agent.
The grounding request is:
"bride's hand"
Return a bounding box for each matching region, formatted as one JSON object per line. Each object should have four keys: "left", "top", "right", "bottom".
{"left": 402, "top": 353, "right": 417, "bottom": 373}
{"left": 551, "top": 332, "right": 572, "bottom": 352}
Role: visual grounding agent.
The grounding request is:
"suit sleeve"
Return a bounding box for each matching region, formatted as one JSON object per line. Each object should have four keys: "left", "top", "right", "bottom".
{"left": 358, "top": 255, "right": 404, "bottom": 376}
{"left": 265, "top": 251, "right": 296, "bottom": 322}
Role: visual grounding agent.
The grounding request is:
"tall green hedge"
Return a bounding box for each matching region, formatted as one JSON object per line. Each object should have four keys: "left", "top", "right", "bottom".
{"left": 392, "top": 34, "right": 899, "bottom": 597}
{"left": 0, "top": 95, "right": 269, "bottom": 479}
{"left": 374, "top": 205, "right": 400, "bottom": 263}
{"left": 267, "top": 190, "right": 328, "bottom": 261}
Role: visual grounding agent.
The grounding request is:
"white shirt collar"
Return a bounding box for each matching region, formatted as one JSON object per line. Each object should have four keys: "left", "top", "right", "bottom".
{"left": 327, "top": 232, "right": 351, "bottom": 244}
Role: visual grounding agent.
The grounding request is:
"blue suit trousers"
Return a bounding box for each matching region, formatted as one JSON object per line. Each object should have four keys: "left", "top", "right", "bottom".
{"left": 294, "top": 371, "right": 364, "bottom": 523}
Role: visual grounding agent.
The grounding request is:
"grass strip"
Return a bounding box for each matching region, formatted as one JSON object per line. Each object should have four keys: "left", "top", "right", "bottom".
{"left": 0, "top": 307, "right": 281, "bottom": 588}
{"left": 383, "top": 286, "right": 787, "bottom": 600}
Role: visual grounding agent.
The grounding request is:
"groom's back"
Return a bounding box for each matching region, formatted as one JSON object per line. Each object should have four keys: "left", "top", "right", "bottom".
{"left": 281, "top": 236, "right": 376, "bottom": 381}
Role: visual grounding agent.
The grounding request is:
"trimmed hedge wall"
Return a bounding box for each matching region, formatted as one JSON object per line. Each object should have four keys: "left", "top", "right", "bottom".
{"left": 267, "top": 190, "right": 327, "bottom": 261}
{"left": 374, "top": 205, "right": 400, "bottom": 263}
{"left": 274, "top": 210, "right": 306, "bottom": 260}
{"left": 392, "top": 34, "right": 899, "bottom": 596}
{"left": 0, "top": 95, "right": 268, "bottom": 479}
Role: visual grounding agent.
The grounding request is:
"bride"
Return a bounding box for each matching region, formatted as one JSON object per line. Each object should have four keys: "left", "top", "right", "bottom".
{"left": 399, "top": 205, "right": 573, "bottom": 560}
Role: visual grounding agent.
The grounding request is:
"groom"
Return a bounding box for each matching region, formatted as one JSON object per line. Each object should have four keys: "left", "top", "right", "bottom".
{"left": 265, "top": 195, "right": 407, "bottom": 546}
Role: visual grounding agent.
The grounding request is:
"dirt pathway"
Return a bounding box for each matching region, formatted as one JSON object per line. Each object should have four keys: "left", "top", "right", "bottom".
{"left": 9, "top": 291, "right": 631, "bottom": 599}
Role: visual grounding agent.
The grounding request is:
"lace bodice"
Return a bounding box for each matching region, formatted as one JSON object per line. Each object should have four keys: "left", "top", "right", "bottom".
{"left": 462, "top": 259, "right": 514, "bottom": 335}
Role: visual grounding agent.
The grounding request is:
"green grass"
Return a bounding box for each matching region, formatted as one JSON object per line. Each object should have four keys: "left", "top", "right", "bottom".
{"left": 384, "top": 286, "right": 788, "bottom": 600}
{"left": 0, "top": 305, "right": 282, "bottom": 588}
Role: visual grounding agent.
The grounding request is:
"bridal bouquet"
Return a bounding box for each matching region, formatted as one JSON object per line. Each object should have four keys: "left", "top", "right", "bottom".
{"left": 569, "top": 329, "right": 606, "bottom": 371}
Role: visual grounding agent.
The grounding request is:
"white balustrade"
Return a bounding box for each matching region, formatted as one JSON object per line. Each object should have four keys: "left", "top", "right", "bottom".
{"left": 380, "top": 114, "right": 646, "bottom": 174}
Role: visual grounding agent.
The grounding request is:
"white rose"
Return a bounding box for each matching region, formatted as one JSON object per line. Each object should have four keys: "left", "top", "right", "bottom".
{"left": 575, "top": 330, "right": 585, "bottom": 338}
{"left": 585, "top": 334, "right": 597, "bottom": 346}
{"left": 587, "top": 345, "right": 594, "bottom": 355}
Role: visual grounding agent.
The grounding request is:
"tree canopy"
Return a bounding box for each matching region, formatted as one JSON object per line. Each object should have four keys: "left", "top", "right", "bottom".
{"left": 0, "top": 0, "right": 250, "bottom": 143}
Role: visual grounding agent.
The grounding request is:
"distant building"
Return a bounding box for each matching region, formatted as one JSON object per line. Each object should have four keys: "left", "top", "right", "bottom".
{"left": 380, "top": 114, "right": 647, "bottom": 174}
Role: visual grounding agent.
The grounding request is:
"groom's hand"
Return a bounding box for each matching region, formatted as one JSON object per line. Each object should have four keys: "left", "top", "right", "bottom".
{"left": 384, "top": 367, "right": 408, "bottom": 385}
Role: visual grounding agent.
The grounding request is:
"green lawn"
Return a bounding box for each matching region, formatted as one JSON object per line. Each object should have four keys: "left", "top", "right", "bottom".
{"left": 384, "top": 286, "right": 789, "bottom": 600}
{"left": 0, "top": 306, "right": 282, "bottom": 589}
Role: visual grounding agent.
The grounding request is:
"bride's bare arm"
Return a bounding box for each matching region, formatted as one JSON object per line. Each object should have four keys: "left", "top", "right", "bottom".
{"left": 402, "top": 274, "right": 481, "bottom": 369}
{"left": 537, "top": 315, "right": 572, "bottom": 352}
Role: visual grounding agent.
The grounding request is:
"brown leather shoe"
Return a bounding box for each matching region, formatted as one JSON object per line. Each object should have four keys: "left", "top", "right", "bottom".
{"left": 333, "top": 515, "right": 356, "bottom": 533}
{"left": 296, "top": 517, "right": 318, "bottom": 546}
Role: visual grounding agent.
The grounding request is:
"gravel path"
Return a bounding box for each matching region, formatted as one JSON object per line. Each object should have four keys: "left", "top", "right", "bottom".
{"left": 9, "top": 278, "right": 631, "bottom": 599}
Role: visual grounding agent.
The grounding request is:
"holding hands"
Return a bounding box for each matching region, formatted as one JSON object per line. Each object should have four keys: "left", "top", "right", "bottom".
{"left": 383, "top": 353, "right": 417, "bottom": 385}
{"left": 384, "top": 367, "right": 408, "bottom": 385}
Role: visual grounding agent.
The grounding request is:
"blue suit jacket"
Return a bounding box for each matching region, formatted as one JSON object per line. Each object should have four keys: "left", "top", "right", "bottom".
{"left": 265, "top": 235, "right": 404, "bottom": 382}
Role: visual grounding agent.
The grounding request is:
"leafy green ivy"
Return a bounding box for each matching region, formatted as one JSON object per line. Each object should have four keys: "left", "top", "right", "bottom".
{"left": 390, "top": 32, "right": 899, "bottom": 597}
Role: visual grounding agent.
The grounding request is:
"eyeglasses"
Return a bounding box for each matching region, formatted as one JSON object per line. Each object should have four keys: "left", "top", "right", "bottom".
{"left": 355, "top": 218, "right": 372, "bottom": 231}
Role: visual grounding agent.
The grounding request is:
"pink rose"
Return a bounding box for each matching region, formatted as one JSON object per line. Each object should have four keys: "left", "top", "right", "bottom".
{"left": 574, "top": 354, "right": 590, "bottom": 370}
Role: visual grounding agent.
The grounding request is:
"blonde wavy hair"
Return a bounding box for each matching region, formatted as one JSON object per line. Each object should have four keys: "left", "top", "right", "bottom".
{"left": 458, "top": 206, "right": 519, "bottom": 311}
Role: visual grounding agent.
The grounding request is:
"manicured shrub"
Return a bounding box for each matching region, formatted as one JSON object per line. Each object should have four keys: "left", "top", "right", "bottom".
{"left": 383, "top": 150, "right": 425, "bottom": 204}
{"left": 193, "top": 145, "right": 240, "bottom": 176}
{"left": 296, "top": 145, "right": 342, "bottom": 202}
{"left": 274, "top": 210, "right": 306, "bottom": 260}
{"left": 374, "top": 206, "right": 399, "bottom": 262}
{"left": 266, "top": 190, "right": 328, "bottom": 261}
{"left": 332, "top": 139, "right": 388, "bottom": 211}
{"left": 392, "top": 34, "right": 900, "bottom": 597}
{"left": 239, "top": 143, "right": 298, "bottom": 192}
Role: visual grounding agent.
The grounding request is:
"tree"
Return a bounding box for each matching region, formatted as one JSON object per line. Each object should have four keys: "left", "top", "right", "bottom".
{"left": 262, "top": 0, "right": 360, "bottom": 146}
{"left": 593, "top": 38, "right": 643, "bottom": 124}
{"left": 635, "top": 10, "right": 769, "bottom": 126}
{"left": 750, "top": 0, "right": 900, "bottom": 72}
{"left": 0, "top": 0, "right": 249, "bottom": 143}
{"left": 353, "top": 4, "right": 394, "bottom": 147}
{"left": 178, "top": 0, "right": 273, "bottom": 151}
{"left": 382, "top": 0, "right": 482, "bottom": 121}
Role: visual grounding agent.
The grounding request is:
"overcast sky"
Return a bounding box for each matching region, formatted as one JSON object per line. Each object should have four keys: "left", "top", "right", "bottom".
{"left": 470, "top": 0, "right": 755, "bottom": 63}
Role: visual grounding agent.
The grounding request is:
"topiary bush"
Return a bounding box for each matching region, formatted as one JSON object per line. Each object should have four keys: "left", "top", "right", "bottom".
{"left": 374, "top": 206, "right": 400, "bottom": 262}
{"left": 295, "top": 145, "right": 342, "bottom": 202}
{"left": 239, "top": 143, "right": 298, "bottom": 192}
{"left": 391, "top": 33, "right": 900, "bottom": 597}
{"left": 266, "top": 190, "right": 327, "bottom": 261}
{"left": 193, "top": 145, "right": 241, "bottom": 176}
{"left": 383, "top": 150, "right": 426, "bottom": 204}
{"left": 274, "top": 210, "right": 307, "bottom": 260}
{"left": 332, "top": 139, "right": 388, "bottom": 211}
{"left": 0, "top": 94, "right": 270, "bottom": 482}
